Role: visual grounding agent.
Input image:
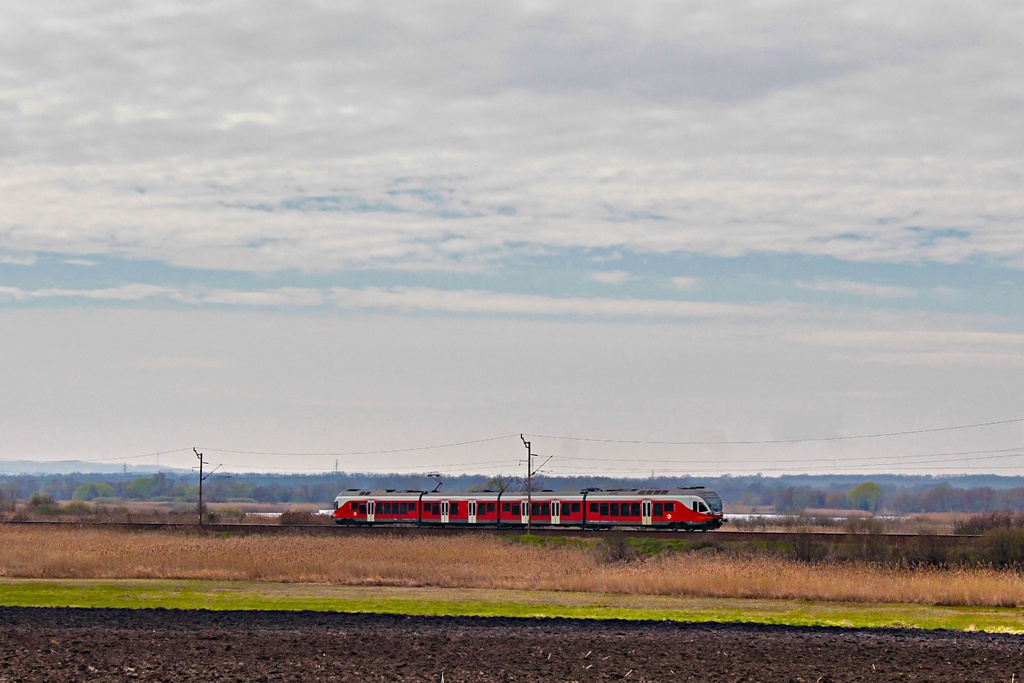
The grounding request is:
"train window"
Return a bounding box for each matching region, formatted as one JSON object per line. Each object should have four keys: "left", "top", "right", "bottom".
{"left": 400, "top": 502, "right": 407, "bottom": 514}
{"left": 610, "top": 503, "right": 619, "bottom": 517}
{"left": 631, "top": 502, "right": 640, "bottom": 517}
{"left": 653, "top": 503, "right": 663, "bottom": 516}
{"left": 502, "top": 502, "right": 510, "bottom": 512}
{"left": 451, "top": 503, "right": 459, "bottom": 516}
{"left": 432, "top": 503, "right": 440, "bottom": 515}
{"left": 600, "top": 503, "right": 609, "bottom": 516}
{"left": 590, "top": 502, "right": 598, "bottom": 513}
{"left": 698, "top": 502, "right": 708, "bottom": 513}
{"left": 358, "top": 503, "right": 366, "bottom": 514}
{"left": 512, "top": 503, "right": 520, "bottom": 515}
{"left": 409, "top": 503, "right": 416, "bottom": 512}
{"left": 384, "top": 502, "right": 393, "bottom": 514}
{"left": 665, "top": 502, "right": 674, "bottom": 513}
{"left": 487, "top": 502, "right": 495, "bottom": 513}
{"left": 531, "top": 502, "right": 539, "bottom": 516}
{"left": 571, "top": 502, "right": 580, "bottom": 514}
{"left": 542, "top": 503, "right": 550, "bottom": 516}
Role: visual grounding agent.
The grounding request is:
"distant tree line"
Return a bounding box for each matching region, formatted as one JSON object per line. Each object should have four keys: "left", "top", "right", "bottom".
{"left": 5, "top": 471, "right": 1024, "bottom": 513}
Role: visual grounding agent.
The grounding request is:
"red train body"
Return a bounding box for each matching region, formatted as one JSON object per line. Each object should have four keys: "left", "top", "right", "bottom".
{"left": 332, "top": 487, "right": 725, "bottom": 531}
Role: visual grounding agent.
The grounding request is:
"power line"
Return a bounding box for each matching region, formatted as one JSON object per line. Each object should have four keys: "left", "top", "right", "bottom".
{"left": 199, "top": 434, "right": 518, "bottom": 457}
{"left": 552, "top": 445, "right": 1024, "bottom": 468}
{"left": 544, "top": 448, "right": 1024, "bottom": 475}
{"left": 527, "top": 417, "right": 1024, "bottom": 446}
{"left": 208, "top": 458, "right": 522, "bottom": 473}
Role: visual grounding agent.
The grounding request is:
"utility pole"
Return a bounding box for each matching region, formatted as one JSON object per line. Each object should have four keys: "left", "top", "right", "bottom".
{"left": 520, "top": 434, "right": 532, "bottom": 534}
{"left": 194, "top": 448, "right": 205, "bottom": 525}
{"left": 193, "top": 447, "right": 223, "bottom": 526}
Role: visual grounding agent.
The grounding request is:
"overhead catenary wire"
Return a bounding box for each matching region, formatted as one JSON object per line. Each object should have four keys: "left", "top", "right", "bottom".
{"left": 551, "top": 445, "right": 1024, "bottom": 468}
{"left": 526, "top": 416, "right": 1024, "bottom": 446}
{"left": 198, "top": 434, "right": 519, "bottom": 457}
{"left": 207, "top": 458, "right": 522, "bottom": 473}
{"left": 6, "top": 416, "right": 1024, "bottom": 475}
{"left": 544, "top": 447, "right": 1024, "bottom": 475}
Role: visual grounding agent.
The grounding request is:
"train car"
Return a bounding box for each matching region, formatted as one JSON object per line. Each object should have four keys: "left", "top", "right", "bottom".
{"left": 333, "top": 486, "right": 725, "bottom": 531}
{"left": 581, "top": 487, "right": 725, "bottom": 531}
{"left": 332, "top": 489, "right": 424, "bottom": 525}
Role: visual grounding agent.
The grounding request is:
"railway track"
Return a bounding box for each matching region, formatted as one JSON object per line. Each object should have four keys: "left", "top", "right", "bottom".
{"left": 1, "top": 519, "right": 978, "bottom": 547}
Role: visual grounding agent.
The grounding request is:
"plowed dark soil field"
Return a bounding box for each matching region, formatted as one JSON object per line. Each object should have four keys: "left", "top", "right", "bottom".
{"left": 1, "top": 607, "right": 1022, "bottom": 682}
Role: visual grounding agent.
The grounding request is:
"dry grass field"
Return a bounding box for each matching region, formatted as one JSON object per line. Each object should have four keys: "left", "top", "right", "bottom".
{"left": 2, "top": 526, "right": 1023, "bottom": 607}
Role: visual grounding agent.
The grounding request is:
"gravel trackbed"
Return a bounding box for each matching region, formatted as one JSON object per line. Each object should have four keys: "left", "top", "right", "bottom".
{"left": 1, "top": 607, "right": 1022, "bottom": 681}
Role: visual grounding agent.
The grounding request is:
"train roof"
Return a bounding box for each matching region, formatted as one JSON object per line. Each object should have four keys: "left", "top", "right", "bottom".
{"left": 335, "top": 487, "right": 718, "bottom": 498}
{"left": 581, "top": 487, "right": 717, "bottom": 497}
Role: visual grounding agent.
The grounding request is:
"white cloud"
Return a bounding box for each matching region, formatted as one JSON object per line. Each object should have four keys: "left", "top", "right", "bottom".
{"left": 0, "top": 284, "right": 174, "bottom": 301}
{"left": 63, "top": 258, "right": 97, "bottom": 266}
{"left": 589, "top": 270, "right": 631, "bottom": 284}
{"left": 0, "top": 3, "right": 1020, "bottom": 274}
{"left": 842, "top": 352, "right": 1024, "bottom": 368}
{"left": 186, "top": 288, "right": 325, "bottom": 307}
{"left": 0, "top": 284, "right": 327, "bottom": 307}
{"left": 796, "top": 329, "right": 1024, "bottom": 368}
{"left": 0, "top": 283, "right": 807, "bottom": 319}
{"left": 2, "top": 2, "right": 1024, "bottom": 475}
{"left": 329, "top": 286, "right": 804, "bottom": 319}
{"left": 0, "top": 253, "right": 37, "bottom": 266}
{"left": 793, "top": 330, "right": 1024, "bottom": 351}
{"left": 796, "top": 280, "right": 918, "bottom": 299}
{"left": 670, "top": 276, "right": 699, "bottom": 290}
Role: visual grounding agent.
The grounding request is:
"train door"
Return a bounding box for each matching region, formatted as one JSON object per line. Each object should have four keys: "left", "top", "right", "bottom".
{"left": 468, "top": 500, "right": 477, "bottom": 524}
{"left": 367, "top": 500, "right": 376, "bottom": 523}
{"left": 551, "top": 500, "right": 561, "bottom": 525}
{"left": 441, "top": 500, "right": 450, "bottom": 524}
{"left": 521, "top": 500, "right": 530, "bottom": 525}
{"left": 641, "top": 499, "right": 652, "bottom": 526}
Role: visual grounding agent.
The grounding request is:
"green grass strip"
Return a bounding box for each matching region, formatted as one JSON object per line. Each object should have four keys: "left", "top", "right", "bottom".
{"left": 1, "top": 579, "right": 1022, "bottom": 633}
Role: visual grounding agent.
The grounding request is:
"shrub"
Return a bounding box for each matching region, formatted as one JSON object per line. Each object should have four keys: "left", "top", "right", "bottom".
{"left": 954, "top": 512, "right": 1024, "bottom": 535}
{"left": 215, "top": 506, "right": 246, "bottom": 521}
{"left": 72, "top": 482, "right": 116, "bottom": 501}
{"left": 28, "top": 491, "right": 55, "bottom": 508}
{"left": 27, "top": 491, "right": 61, "bottom": 515}
{"left": 979, "top": 527, "right": 1024, "bottom": 568}
{"left": 903, "top": 530, "right": 950, "bottom": 567}
{"left": 789, "top": 532, "right": 828, "bottom": 563}
{"left": 591, "top": 537, "right": 645, "bottom": 564}
{"left": 60, "top": 501, "right": 94, "bottom": 517}
{"left": 278, "top": 510, "right": 332, "bottom": 525}
{"left": 844, "top": 517, "right": 886, "bottom": 535}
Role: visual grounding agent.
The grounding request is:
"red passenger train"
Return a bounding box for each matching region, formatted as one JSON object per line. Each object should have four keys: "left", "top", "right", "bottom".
{"left": 332, "top": 487, "right": 725, "bottom": 531}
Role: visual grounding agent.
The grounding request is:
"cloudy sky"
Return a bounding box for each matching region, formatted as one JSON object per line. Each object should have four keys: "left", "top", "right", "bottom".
{"left": 2, "top": 0, "right": 1023, "bottom": 477}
